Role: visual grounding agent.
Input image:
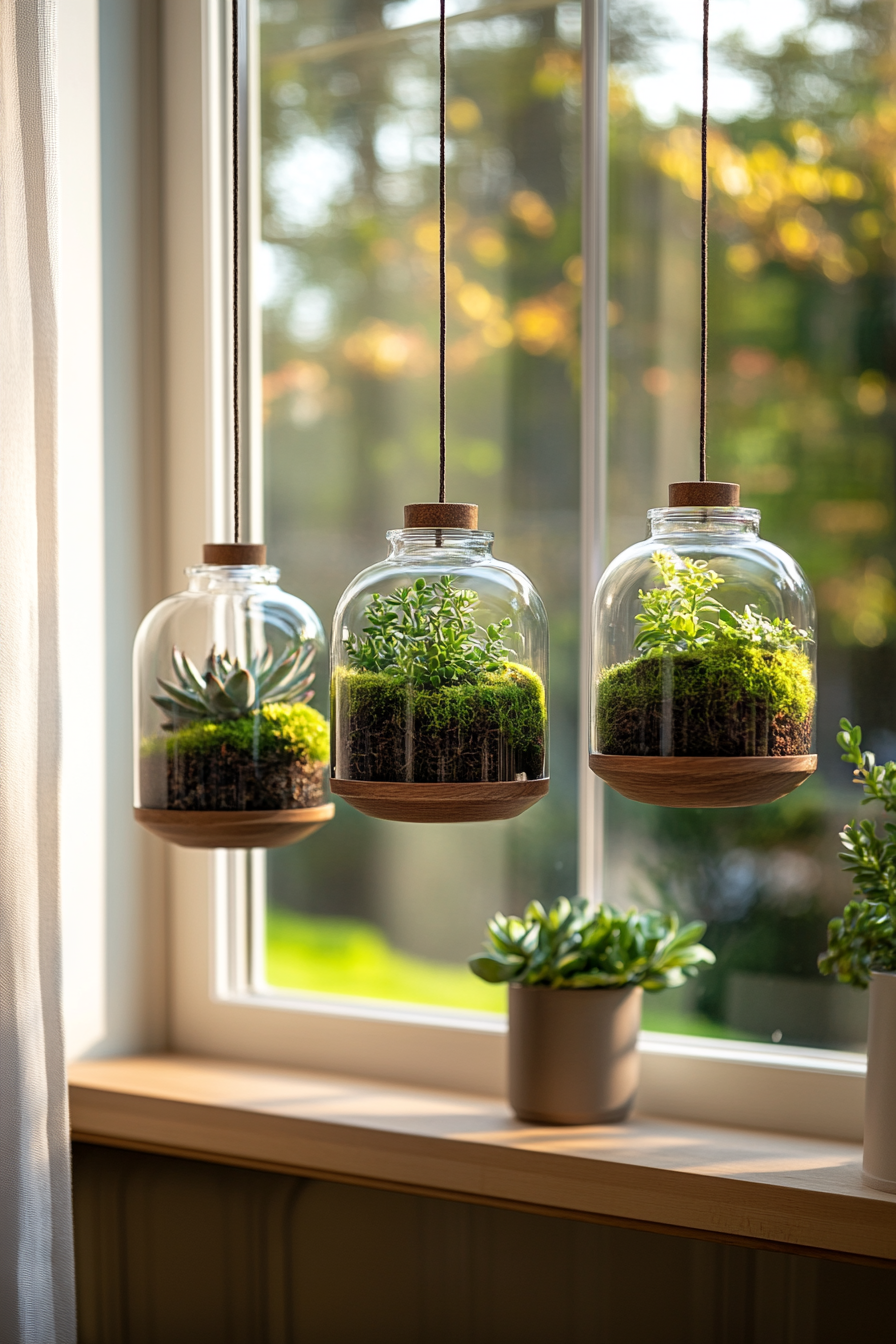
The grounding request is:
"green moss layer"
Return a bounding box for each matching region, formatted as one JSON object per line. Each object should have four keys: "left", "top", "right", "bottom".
{"left": 140, "top": 702, "right": 329, "bottom": 811}
{"left": 334, "top": 662, "right": 546, "bottom": 783}
{"left": 596, "top": 642, "right": 815, "bottom": 757}
{"left": 144, "top": 701, "right": 330, "bottom": 763}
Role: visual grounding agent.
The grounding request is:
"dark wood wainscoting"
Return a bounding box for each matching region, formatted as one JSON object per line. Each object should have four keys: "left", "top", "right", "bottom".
{"left": 73, "top": 1141, "right": 895, "bottom": 1344}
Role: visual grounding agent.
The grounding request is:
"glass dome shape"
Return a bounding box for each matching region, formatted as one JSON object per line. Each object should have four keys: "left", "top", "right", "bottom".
{"left": 133, "top": 547, "right": 332, "bottom": 848}
{"left": 330, "top": 522, "right": 549, "bottom": 822}
{"left": 590, "top": 504, "right": 817, "bottom": 807}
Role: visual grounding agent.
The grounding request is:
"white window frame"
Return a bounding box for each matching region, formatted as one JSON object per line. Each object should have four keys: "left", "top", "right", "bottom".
{"left": 161, "top": 0, "right": 867, "bottom": 1143}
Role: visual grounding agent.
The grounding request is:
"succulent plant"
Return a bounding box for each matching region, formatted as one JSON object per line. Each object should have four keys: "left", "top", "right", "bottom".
{"left": 469, "top": 895, "right": 715, "bottom": 990}
{"left": 153, "top": 641, "right": 316, "bottom": 729}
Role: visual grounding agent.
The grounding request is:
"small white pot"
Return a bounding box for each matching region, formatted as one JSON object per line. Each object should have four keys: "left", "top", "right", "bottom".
{"left": 863, "top": 971, "right": 896, "bottom": 1191}
{"left": 508, "top": 983, "right": 642, "bottom": 1125}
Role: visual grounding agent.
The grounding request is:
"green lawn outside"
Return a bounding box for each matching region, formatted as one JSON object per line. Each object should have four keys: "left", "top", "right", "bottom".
{"left": 266, "top": 909, "right": 748, "bottom": 1038}
{"left": 266, "top": 908, "right": 507, "bottom": 1013}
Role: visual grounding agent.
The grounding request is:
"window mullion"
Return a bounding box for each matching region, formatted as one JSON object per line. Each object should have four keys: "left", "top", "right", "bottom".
{"left": 579, "top": 0, "right": 608, "bottom": 907}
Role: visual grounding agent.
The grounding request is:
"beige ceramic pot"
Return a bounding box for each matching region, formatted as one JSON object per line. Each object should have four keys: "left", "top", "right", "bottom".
{"left": 508, "top": 983, "right": 643, "bottom": 1125}
{"left": 863, "top": 971, "right": 896, "bottom": 1191}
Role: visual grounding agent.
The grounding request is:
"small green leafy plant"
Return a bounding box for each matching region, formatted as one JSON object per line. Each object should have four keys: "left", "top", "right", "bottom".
{"left": 818, "top": 720, "right": 896, "bottom": 987}
{"left": 153, "top": 641, "right": 316, "bottom": 729}
{"left": 469, "top": 895, "right": 715, "bottom": 990}
{"left": 633, "top": 552, "right": 724, "bottom": 654}
{"left": 597, "top": 550, "right": 815, "bottom": 756}
{"left": 634, "top": 551, "right": 812, "bottom": 657}
{"left": 346, "top": 575, "right": 514, "bottom": 689}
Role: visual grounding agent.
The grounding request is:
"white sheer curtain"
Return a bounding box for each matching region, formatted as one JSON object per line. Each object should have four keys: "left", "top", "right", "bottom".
{"left": 0, "top": 0, "right": 77, "bottom": 1339}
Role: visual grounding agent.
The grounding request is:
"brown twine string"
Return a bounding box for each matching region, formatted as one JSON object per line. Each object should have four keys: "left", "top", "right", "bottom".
{"left": 439, "top": 0, "right": 447, "bottom": 504}
{"left": 232, "top": 0, "right": 241, "bottom": 542}
{"left": 699, "top": 0, "right": 709, "bottom": 483}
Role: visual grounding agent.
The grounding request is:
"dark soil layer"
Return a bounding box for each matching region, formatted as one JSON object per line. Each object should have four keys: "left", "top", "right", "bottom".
{"left": 148, "top": 748, "right": 326, "bottom": 811}
{"left": 335, "top": 665, "right": 546, "bottom": 783}
{"left": 140, "top": 702, "right": 330, "bottom": 811}
{"left": 596, "top": 644, "right": 815, "bottom": 757}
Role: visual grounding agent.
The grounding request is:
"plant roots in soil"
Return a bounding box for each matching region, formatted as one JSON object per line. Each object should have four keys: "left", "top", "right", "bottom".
{"left": 334, "top": 662, "right": 546, "bottom": 782}
{"left": 596, "top": 642, "right": 814, "bottom": 756}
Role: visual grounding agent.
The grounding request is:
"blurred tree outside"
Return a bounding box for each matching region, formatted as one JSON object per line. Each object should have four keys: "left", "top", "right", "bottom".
{"left": 259, "top": 0, "right": 895, "bottom": 1047}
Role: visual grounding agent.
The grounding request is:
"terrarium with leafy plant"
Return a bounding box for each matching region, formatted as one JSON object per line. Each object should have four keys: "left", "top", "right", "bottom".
{"left": 819, "top": 720, "right": 896, "bottom": 987}
{"left": 333, "top": 574, "right": 546, "bottom": 782}
{"left": 595, "top": 550, "right": 815, "bottom": 756}
{"left": 469, "top": 894, "right": 715, "bottom": 989}
{"left": 141, "top": 640, "right": 329, "bottom": 811}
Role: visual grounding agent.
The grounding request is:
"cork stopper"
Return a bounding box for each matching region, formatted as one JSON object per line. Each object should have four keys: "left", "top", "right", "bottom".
{"left": 668, "top": 481, "right": 740, "bottom": 508}
{"left": 203, "top": 542, "right": 268, "bottom": 565}
{"left": 404, "top": 502, "right": 479, "bottom": 530}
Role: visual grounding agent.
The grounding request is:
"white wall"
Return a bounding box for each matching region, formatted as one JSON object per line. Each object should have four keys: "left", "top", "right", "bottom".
{"left": 58, "top": 0, "right": 168, "bottom": 1059}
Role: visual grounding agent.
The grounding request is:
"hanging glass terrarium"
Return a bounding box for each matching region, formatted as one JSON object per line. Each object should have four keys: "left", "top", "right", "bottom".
{"left": 590, "top": 4, "right": 817, "bottom": 809}
{"left": 590, "top": 481, "right": 817, "bottom": 807}
{"left": 328, "top": 11, "right": 550, "bottom": 825}
{"left": 132, "top": 13, "right": 333, "bottom": 849}
{"left": 330, "top": 503, "right": 549, "bottom": 823}
{"left": 133, "top": 543, "right": 333, "bottom": 848}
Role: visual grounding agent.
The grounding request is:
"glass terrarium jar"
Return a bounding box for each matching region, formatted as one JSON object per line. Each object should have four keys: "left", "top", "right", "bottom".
{"left": 590, "top": 484, "right": 817, "bottom": 808}
{"left": 330, "top": 503, "right": 549, "bottom": 823}
{"left": 133, "top": 543, "right": 333, "bottom": 848}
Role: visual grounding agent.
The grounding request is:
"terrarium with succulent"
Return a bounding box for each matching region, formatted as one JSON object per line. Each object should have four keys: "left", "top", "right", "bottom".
{"left": 131, "top": 13, "right": 332, "bottom": 849}
{"left": 595, "top": 550, "right": 815, "bottom": 758}
{"left": 333, "top": 574, "right": 546, "bottom": 784}
{"left": 134, "top": 549, "right": 332, "bottom": 848}
{"left": 141, "top": 640, "right": 329, "bottom": 812}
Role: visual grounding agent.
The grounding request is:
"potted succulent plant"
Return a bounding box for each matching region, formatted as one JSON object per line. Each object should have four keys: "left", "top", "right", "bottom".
{"left": 141, "top": 639, "right": 329, "bottom": 812}
{"left": 334, "top": 575, "right": 546, "bottom": 784}
{"left": 819, "top": 719, "right": 896, "bottom": 1191}
{"left": 470, "top": 895, "right": 715, "bottom": 1124}
{"left": 596, "top": 551, "right": 816, "bottom": 758}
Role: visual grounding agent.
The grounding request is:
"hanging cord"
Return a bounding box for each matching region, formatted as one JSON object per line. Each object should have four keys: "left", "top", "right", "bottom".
{"left": 439, "top": 0, "right": 447, "bottom": 504}
{"left": 699, "top": 0, "right": 709, "bottom": 482}
{"left": 232, "top": 0, "right": 241, "bottom": 541}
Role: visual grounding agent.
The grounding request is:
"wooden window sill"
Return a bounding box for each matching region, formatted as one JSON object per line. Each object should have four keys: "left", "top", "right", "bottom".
{"left": 68, "top": 1054, "right": 896, "bottom": 1268}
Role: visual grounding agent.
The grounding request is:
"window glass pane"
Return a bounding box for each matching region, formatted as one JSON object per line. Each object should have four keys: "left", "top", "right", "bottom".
{"left": 259, "top": 1, "right": 582, "bottom": 1011}
{"left": 607, "top": 0, "right": 891, "bottom": 1050}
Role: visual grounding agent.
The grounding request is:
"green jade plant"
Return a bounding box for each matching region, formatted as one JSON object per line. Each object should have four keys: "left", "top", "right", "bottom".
{"left": 597, "top": 550, "right": 815, "bottom": 756}
{"left": 336, "top": 575, "right": 546, "bottom": 783}
{"left": 819, "top": 721, "right": 896, "bottom": 987}
{"left": 144, "top": 641, "right": 329, "bottom": 811}
{"left": 469, "top": 895, "right": 715, "bottom": 990}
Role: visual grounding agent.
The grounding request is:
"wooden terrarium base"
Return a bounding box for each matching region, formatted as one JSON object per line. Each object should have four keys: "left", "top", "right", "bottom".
{"left": 588, "top": 755, "right": 817, "bottom": 808}
{"left": 133, "top": 804, "right": 335, "bottom": 849}
{"left": 329, "top": 777, "right": 549, "bottom": 823}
